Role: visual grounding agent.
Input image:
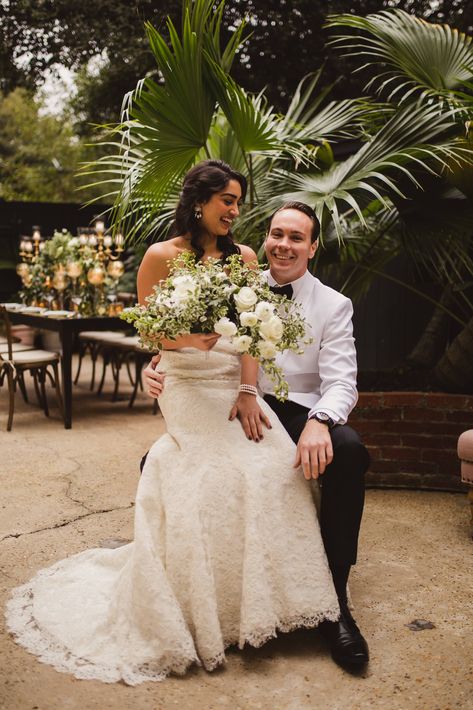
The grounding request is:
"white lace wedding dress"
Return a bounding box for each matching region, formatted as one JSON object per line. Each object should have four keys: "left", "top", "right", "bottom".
{"left": 6, "top": 340, "right": 340, "bottom": 685}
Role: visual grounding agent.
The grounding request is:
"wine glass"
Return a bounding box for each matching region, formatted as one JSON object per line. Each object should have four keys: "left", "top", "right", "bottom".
{"left": 71, "top": 295, "right": 83, "bottom": 316}
{"left": 44, "top": 290, "right": 55, "bottom": 311}
{"left": 107, "top": 291, "right": 118, "bottom": 315}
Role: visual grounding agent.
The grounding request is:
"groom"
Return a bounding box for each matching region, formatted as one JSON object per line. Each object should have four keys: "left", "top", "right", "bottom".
{"left": 143, "top": 202, "right": 370, "bottom": 672}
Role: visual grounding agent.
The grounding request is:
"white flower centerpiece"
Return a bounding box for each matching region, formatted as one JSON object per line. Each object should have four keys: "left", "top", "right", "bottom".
{"left": 121, "top": 253, "right": 311, "bottom": 400}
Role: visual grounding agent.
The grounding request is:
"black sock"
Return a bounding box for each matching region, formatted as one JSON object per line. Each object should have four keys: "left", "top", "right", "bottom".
{"left": 330, "top": 564, "right": 350, "bottom": 607}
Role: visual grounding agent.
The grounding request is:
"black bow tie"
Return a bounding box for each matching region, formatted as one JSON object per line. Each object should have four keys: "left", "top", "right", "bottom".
{"left": 269, "top": 283, "right": 293, "bottom": 299}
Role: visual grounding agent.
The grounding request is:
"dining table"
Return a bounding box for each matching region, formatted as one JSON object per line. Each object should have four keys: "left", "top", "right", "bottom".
{"left": 5, "top": 310, "right": 131, "bottom": 429}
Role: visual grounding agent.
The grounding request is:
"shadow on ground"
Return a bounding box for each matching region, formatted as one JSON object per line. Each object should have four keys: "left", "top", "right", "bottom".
{"left": 1, "top": 357, "right": 472, "bottom": 709}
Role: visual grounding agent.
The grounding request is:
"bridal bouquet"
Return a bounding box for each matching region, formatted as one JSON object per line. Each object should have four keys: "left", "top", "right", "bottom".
{"left": 121, "top": 252, "right": 311, "bottom": 399}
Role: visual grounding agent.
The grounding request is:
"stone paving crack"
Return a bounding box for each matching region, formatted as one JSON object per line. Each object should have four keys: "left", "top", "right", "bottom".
{"left": 0, "top": 503, "right": 134, "bottom": 543}
{"left": 64, "top": 477, "right": 94, "bottom": 513}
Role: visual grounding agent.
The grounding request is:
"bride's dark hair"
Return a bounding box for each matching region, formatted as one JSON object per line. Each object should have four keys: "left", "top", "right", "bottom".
{"left": 168, "top": 159, "right": 247, "bottom": 262}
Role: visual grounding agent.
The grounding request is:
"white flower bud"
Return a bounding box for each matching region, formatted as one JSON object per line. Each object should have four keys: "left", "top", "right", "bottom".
{"left": 259, "top": 315, "right": 284, "bottom": 342}
{"left": 234, "top": 287, "right": 258, "bottom": 312}
{"left": 232, "top": 334, "right": 252, "bottom": 352}
{"left": 214, "top": 317, "right": 238, "bottom": 337}
{"left": 258, "top": 339, "right": 278, "bottom": 359}
{"left": 172, "top": 275, "right": 197, "bottom": 295}
{"left": 254, "top": 301, "right": 274, "bottom": 322}
{"left": 239, "top": 311, "right": 258, "bottom": 327}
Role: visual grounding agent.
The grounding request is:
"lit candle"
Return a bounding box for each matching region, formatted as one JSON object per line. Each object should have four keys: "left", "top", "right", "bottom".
{"left": 115, "top": 233, "right": 124, "bottom": 247}
{"left": 24, "top": 241, "right": 33, "bottom": 252}
{"left": 20, "top": 240, "right": 27, "bottom": 251}
{"left": 95, "top": 220, "right": 105, "bottom": 234}
{"left": 79, "top": 235, "right": 88, "bottom": 246}
{"left": 32, "top": 229, "right": 41, "bottom": 242}
{"left": 103, "top": 235, "right": 113, "bottom": 248}
{"left": 89, "top": 235, "right": 97, "bottom": 247}
{"left": 39, "top": 242, "right": 45, "bottom": 251}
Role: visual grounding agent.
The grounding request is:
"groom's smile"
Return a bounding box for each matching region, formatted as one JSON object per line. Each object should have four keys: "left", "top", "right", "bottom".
{"left": 264, "top": 208, "right": 318, "bottom": 284}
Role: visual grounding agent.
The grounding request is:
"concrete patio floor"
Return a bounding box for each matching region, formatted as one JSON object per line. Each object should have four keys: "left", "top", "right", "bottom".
{"left": 1, "top": 358, "right": 472, "bottom": 710}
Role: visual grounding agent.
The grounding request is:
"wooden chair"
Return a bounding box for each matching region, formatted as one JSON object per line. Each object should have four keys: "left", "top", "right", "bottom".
{"left": 95, "top": 334, "right": 158, "bottom": 413}
{"left": 74, "top": 330, "right": 127, "bottom": 390}
{"left": 0, "top": 307, "right": 64, "bottom": 431}
{"left": 96, "top": 335, "right": 141, "bottom": 400}
{"left": 0, "top": 340, "right": 36, "bottom": 404}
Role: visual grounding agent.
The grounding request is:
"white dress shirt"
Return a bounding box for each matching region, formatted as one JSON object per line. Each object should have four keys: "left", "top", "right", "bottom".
{"left": 258, "top": 269, "right": 358, "bottom": 424}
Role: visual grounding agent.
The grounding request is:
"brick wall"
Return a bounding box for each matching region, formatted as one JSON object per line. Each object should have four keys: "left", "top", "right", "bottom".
{"left": 350, "top": 392, "right": 473, "bottom": 491}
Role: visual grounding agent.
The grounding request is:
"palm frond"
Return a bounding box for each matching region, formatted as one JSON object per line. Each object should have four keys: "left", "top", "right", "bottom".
{"left": 327, "top": 10, "right": 473, "bottom": 109}
{"left": 203, "top": 61, "right": 281, "bottom": 155}
{"left": 279, "top": 72, "right": 380, "bottom": 144}
{"left": 201, "top": 0, "right": 249, "bottom": 73}
{"left": 237, "top": 102, "right": 468, "bottom": 240}
{"left": 87, "top": 0, "right": 252, "bottom": 243}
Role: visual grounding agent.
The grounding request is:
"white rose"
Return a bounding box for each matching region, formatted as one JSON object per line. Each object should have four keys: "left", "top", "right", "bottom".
{"left": 254, "top": 301, "right": 274, "bottom": 322}
{"left": 172, "top": 275, "right": 197, "bottom": 295}
{"left": 258, "top": 339, "right": 278, "bottom": 359}
{"left": 234, "top": 287, "right": 258, "bottom": 312}
{"left": 232, "top": 334, "right": 252, "bottom": 352}
{"left": 239, "top": 311, "right": 258, "bottom": 327}
{"left": 214, "top": 317, "right": 238, "bottom": 337}
{"left": 259, "top": 315, "right": 284, "bottom": 342}
{"left": 171, "top": 290, "right": 189, "bottom": 306}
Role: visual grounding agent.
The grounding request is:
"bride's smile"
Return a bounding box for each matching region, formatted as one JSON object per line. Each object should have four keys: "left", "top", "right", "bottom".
{"left": 196, "top": 179, "right": 242, "bottom": 239}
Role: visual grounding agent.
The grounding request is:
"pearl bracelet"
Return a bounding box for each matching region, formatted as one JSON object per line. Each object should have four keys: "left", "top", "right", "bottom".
{"left": 239, "top": 384, "right": 258, "bottom": 396}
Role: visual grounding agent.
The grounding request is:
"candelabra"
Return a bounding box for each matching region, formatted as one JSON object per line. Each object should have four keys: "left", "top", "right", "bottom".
{"left": 17, "top": 227, "right": 45, "bottom": 293}
{"left": 15, "top": 222, "right": 127, "bottom": 314}
{"left": 80, "top": 220, "right": 126, "bottom": 314}
{"left": 80, "top": 220, "right": 124, "bottom": 261}
{"left": 19, "top": 227, "right": 45, "bottom": 262}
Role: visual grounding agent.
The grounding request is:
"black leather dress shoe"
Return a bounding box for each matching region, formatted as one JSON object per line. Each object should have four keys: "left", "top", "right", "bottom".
{"left": 320, "top": 606, "right": 369, "bottom": 672}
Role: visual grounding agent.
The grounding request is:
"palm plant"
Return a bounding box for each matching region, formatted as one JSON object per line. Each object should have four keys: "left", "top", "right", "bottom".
{"left": 324, "top": 9, "right": 473, "bottom": 390}
{"left": 326, "top": 9, "right": 473, "bottom": 110}
{"left": 82, "top": 0, "right": 382, "bottom": 246}
{"left": 84, "top": 2, "right": 472, "bottom": 388}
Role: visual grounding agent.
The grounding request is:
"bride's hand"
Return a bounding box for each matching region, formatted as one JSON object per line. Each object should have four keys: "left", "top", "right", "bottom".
{"left": 183, "top": 333, "right": 221, "bottom": 351}
{"left": 229, "top": 393, "right": 272, "bottom": 442}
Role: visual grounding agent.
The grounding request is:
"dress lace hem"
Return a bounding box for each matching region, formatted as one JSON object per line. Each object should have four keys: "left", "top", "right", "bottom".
{"left": 6, "top": 578, "right": 340, "bottom": 685}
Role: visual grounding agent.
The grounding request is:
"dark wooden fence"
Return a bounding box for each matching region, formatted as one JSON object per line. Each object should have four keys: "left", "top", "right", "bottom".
{"left": 350, "top": 260, "right": 434, "bottom": 372}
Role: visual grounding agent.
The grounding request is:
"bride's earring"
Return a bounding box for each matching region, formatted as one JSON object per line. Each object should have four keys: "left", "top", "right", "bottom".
{"left": 194, "top": 206, "right": 202, "bottom": 220}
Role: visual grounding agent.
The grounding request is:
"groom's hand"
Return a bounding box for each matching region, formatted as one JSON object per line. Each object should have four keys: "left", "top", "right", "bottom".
{"left": 295, "top": 420, "right": 333, "bottom": 480}
{"left": 229, "top": 393, "right": 272, "bottom": 442}
{"left": 143, "top": 355, "right": 165, "bottom": 399}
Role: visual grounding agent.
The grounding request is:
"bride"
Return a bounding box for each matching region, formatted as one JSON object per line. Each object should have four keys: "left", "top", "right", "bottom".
{"left": 5, "top": 160, "right": 340, "bottom": 685}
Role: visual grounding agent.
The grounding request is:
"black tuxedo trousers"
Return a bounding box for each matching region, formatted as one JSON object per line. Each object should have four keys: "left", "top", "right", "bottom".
{"left": 264, "top": 395, "right": 370, "bottom": 568}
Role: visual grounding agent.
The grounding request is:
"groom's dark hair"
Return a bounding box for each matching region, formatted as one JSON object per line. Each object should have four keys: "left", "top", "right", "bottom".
{"left": 267, "top": 201, "right": 320, "bottom": 243}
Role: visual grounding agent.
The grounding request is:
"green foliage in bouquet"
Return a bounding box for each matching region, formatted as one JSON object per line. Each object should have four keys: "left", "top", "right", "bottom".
{"left": 121, "top": 253, "right": 311, "bottom": 400}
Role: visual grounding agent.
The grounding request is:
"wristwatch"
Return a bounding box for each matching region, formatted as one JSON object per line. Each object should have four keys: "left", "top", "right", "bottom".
{"left": 309, "top": 412, "right": 335, "bottom": 429}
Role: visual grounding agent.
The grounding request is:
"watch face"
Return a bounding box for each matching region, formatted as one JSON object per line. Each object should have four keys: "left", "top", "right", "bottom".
{"left": 312, "top": 412, "right": 334, "bottom": 427}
